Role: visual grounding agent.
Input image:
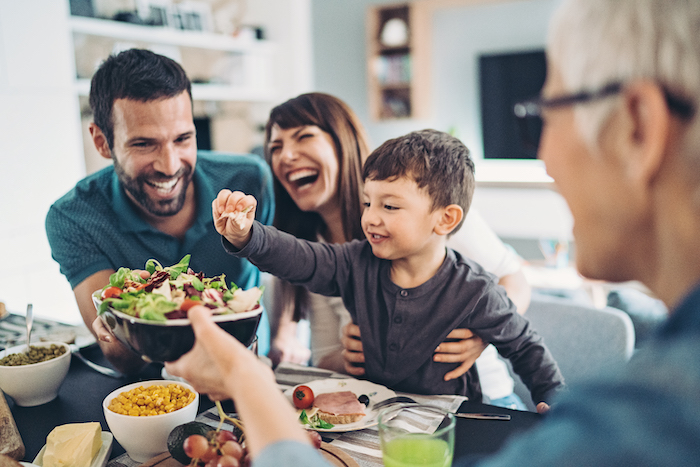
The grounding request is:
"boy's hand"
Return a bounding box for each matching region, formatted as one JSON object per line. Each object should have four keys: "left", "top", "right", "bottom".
{"left": 434, "top": 328, "right": 488, "bottom": 381}
{"left": 212, "top": 189, "right": 257, "bottom": 249}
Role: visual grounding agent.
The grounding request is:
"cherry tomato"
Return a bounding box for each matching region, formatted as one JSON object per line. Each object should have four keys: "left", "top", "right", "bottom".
{"left": 101, "top": 286, "right": 123, "bottom": 300}
{"left": 180, "top": 298, "right": 202, "bottom": 311}
{"left": 292, "top": 385, "right": 314, "bottom": 409}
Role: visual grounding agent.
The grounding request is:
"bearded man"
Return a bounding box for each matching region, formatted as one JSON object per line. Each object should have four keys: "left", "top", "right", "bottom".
{"left": 46, "top": 49, "right": 274, "bottom": 374}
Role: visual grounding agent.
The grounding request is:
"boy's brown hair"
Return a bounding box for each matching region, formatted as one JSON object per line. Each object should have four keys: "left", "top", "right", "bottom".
{"left": 362, "top": 129, "right": 475, "bottom": 234}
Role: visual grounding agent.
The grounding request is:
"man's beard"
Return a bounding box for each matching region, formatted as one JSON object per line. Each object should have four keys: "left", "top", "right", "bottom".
{"left": 113, "top": 157, "right": 193, "bottom": 217}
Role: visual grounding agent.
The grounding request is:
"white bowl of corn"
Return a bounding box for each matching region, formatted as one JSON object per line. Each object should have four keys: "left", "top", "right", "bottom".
{"left": 102, "top": 380, "right": 199, "bottom": 462}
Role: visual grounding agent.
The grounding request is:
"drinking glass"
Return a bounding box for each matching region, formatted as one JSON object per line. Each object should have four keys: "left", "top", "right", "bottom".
{"left": 378, "top": 404, "right": 455, "bottom": 467}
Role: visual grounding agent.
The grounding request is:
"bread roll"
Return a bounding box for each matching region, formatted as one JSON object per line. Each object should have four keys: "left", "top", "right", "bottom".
{"left": 313, "top": 391, "right": 366, "bottom": 425}
{"left": 0, "top": 390, "right": 25, "bottom": 460}
{"left": 316, "top": 410, "right": 365, "bottom": 424}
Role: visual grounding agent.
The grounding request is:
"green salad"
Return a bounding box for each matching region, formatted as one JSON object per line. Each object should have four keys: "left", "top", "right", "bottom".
{"left": 93, "top": 255, "right": 263, "bottom": 322}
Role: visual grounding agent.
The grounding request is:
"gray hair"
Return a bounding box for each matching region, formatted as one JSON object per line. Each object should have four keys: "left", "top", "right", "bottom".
{"left": 548, "top": 0, "right": 700, "bottom": 159}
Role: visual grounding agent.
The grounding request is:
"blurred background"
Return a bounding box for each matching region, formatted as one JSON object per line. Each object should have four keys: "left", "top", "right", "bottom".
{"left": 0, "top": 0, "right": 576, "bottom": 324}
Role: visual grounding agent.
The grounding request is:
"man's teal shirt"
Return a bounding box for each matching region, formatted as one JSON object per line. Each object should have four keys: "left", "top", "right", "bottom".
{"left": 46, "top": 151, "right": 275, "bottom": 354}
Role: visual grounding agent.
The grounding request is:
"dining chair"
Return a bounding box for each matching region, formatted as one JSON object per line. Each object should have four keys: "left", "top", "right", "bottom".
{"left": 505, "top": 293, "right": 636, "bottom": 411}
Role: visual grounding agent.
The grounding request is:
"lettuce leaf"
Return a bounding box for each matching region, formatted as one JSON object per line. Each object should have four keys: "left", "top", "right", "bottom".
{"left": 299, "top": 409, "right": 334, "bottom": 429}
{"left": 144, "top": 255, "right": 190, "bottom": 280}
{"left": 165, "top": 254, "right": 191, "bottom": 280}
{"left": 109, "top": 267, "right": 130, "bottom": 289}
{"left": 145, "top": 259, "right": 162, "bottom": 275}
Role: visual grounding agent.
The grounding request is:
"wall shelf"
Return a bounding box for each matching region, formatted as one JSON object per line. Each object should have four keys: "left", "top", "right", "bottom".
{"left": 75, "top": 79, "right": 275, "bottom": 102}
{"left": 69, "top": 16, "right": 276, "bottom": 103}
{"left": 366, "top": 3, "right": 430, "bottom": 121}
{"left": 69, "top": 16, "right": 270, "bottom": 53}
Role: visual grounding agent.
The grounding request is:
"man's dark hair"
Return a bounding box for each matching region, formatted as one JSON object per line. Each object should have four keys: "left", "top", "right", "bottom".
{"left": 89, "top": 48, "right": 192, "bottom": 149}
{"left": 362, "top": 129, "right": 475, "bottom": 234}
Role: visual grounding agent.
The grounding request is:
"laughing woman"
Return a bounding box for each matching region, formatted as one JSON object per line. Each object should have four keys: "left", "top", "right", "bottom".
{"left": 263, "top": 92, "right": 531, "bottom": 409}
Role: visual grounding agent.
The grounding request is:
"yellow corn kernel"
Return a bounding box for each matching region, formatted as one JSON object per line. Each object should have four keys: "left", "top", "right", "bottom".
{"left": 107, "top": 383, "right": 195, "bottom": 416}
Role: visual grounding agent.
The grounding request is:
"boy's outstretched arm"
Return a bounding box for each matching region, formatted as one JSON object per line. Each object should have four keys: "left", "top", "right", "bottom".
{"left": 212, "top": 189, "right": 257, "bottom": 249}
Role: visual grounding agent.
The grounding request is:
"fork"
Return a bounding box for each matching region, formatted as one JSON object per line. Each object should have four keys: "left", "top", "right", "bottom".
{"left": 371, "top": 395, "right": 417, "bottom": 410}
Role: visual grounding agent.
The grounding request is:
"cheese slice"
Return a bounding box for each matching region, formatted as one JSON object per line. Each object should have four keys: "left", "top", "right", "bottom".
{"left": 43, "top": 422, "right": 102, "bottom": 467}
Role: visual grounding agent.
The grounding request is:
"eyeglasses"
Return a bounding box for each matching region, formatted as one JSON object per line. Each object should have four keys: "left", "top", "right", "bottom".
{"left": 513, "top": 81, "right": 695, "bottom": 152}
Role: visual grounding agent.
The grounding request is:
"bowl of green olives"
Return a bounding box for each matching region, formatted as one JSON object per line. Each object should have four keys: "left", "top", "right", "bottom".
{"left": 0, "top": 341, "right": 71, "bottom": 406}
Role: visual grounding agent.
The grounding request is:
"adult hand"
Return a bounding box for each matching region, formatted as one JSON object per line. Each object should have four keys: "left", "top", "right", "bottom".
{"left": 434, "top": 329, "right": 488, "bottom": 381}
{"left": 212, "top": 189, "right": 257, "bottom": 248}
{"left": 165, "top": 306, "right": 252, "bottom": 400}
{"left": 90, "top": 310, "right": 146, "bottom": 375}
{"left": 166, "top": 306, "right": 311, "bottom": 457}
{"left": 92, "top": 316, "right": 114, "bottom": 343}
{"left": 341, "top": 323, "right": 365, "bottom": 376}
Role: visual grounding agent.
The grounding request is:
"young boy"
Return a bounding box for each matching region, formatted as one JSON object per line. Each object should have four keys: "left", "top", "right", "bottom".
{"left": 214, "top": 129, "right": 564, "bottom": 406}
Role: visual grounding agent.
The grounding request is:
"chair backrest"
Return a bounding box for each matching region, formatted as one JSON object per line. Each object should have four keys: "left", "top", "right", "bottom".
{"left": 508, "top": 294, "right": 636, "bottom": 411}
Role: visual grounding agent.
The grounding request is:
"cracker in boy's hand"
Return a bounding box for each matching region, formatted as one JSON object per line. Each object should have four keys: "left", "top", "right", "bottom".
{"left": 224, "top": 206, "right": 253, "bottom": 229}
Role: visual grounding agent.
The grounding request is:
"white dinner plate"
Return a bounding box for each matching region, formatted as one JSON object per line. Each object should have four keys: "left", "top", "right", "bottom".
{"left": 33, "top": 432, "right": 113, "bottom": 467}
{"left": 284, "top": 378, "right": 396, "bottom": 432}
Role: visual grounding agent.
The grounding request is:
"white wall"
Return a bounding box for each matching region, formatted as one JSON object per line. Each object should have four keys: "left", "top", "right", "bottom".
{"left": 228, "top": 0, "right": 314, "bottom": 149}
{"left": 245, "top": 0, "right": 314, "bottom": 100}
{"left": 430, "top": 0, "right": 558, "bottom": 160}
{"left": 429, "top": 0, "right": 572, "bottom": 241}
{"left": 0, "top": 0, "right": 86, "bottom": 322}
{"left": 311, "top": 0, "right": 572, "bottom": 242}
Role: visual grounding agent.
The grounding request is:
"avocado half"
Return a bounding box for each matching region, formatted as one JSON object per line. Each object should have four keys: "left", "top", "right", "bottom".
{"left": 167, "top": 421, "right": 213, "bottom": 465}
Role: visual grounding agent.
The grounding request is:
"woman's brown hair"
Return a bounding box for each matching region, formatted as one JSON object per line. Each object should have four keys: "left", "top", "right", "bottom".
{"left": 264, "top": 92, "right": 370, "bottom": 322}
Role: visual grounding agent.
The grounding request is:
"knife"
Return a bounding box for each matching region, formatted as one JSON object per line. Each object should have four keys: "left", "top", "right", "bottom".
{"left": 453, "top": 413, "right": 511, "bottom": 421}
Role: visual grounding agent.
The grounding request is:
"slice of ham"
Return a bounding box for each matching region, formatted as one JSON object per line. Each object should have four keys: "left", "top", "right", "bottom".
{"left": 313, "top": 391, "right": 365, "bottom": 416}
